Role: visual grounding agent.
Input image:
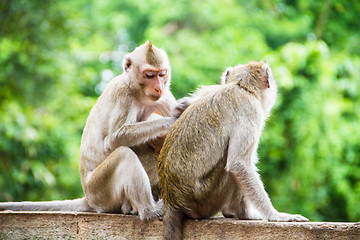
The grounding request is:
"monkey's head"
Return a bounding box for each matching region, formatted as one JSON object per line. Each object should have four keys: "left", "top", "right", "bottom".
{"left": 123, "top": 41, "right": 171, "bottom": 102}
{"left": 221, "top": 61, "right": 277, "bottom": 115}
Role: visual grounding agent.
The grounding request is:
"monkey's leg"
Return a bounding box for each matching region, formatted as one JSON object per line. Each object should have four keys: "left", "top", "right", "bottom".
{"left": 131, "top": 143, "right": 161, "bottom": 201}
{"left": 84, "top": 146, "right": 162, "bottom": 220}
{"left": 221, "top": 181, "right": 249, "bottom": 219}
{"left": 221, "top": 175, "right": 263, "bottom": 220}
{"left": 163, "top": 205, "right": 185, "bottom": 240}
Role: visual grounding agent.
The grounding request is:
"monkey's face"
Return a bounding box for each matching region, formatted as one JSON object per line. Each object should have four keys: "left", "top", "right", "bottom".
{"left": 139, "top": 68, "right": 168, "bottom": 101}
{"left": 122, "top": 41, "right": 171, "bottom": 102}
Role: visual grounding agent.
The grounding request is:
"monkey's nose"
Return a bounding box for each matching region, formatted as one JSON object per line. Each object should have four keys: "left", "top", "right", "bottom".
{"left": 155, "top": 85, "right": 163, "bottom": 94}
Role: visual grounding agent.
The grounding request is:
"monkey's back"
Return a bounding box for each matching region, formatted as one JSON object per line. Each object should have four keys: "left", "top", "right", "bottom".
{"left": 158, "top": 85, "right": 245, "bottom": 212}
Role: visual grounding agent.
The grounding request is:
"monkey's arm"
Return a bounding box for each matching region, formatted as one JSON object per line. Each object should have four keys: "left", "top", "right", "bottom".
{"left": 156, "top": 89, "right": 191, "bottom": 118}
{"left": 225, "top": 124, "right": 279, "bottom": 217}
{"left": 225, "top": 127, "right": 308, "bottom": 222}
{"left": 226, "top": 124, "right": 277, "bottom": 219}
{"left": 104, "top": 117, "right": 176, "bottom": 152}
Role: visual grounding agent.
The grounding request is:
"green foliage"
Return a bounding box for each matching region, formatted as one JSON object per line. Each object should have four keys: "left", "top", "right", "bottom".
{"left": 0, "top": 0, "right": 359, "bottom": 221}
{"left": 259, "top": 41, "right": 360, "bottom": 221}
{"left": 0, "top": 0, "right": 92, "bottom": 201}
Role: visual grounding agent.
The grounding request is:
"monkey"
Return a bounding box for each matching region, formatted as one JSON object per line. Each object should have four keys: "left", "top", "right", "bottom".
{"left": 0, "top": 41, "right": 185, "bottom": 220}
{"left": 158, "top": 61, "right": 309, "bottom": 239}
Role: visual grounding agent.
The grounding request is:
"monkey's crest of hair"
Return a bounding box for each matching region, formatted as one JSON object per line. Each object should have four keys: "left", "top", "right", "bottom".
{"left": 128, "top": 41, "right": 170, "bottom": 72}
{"left": 127, "top": 40, "right": 166, "bottom": 69}
{"left": 146, "top": 41, "right": 162, "bottom": 67}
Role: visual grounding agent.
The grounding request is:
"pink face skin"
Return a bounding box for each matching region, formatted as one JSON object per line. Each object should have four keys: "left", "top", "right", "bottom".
{"left": 140, "top": 69, "right": 167, "bottom": 101}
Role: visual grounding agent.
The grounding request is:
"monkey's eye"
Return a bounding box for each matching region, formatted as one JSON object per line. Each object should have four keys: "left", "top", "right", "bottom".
{"left": 144, "top": 71, "right": 156, "bottom": 79}
{"left": 158, "top": 70, "right": 167, "bottom": 78}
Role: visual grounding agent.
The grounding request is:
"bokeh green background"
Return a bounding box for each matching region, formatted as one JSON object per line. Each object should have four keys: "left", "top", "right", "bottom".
{"left": 1, "top": 0, "right": 359, "bottom": 222}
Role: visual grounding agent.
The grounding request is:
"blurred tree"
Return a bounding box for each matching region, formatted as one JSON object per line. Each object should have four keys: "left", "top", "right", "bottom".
{"left": 0, "top": 0, "right": 88, "bottom": 201}
{"left": 259, "top": 41, "right": 360, "bottom": 221}
{"left": 0, "top": 0, "right": 359, "bottom": 222}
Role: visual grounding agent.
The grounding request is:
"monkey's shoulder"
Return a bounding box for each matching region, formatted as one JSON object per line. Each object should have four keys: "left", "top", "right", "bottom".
{"left": 186, "top": 85, "right": 247, "bottom": 119}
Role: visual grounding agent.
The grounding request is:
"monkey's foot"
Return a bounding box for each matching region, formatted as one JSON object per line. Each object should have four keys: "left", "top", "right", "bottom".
{"left": 140, "top": 199, "right": 164, "bottom": 220}
{"left": 269, "top": 212, "right": 309, "bottom": 222}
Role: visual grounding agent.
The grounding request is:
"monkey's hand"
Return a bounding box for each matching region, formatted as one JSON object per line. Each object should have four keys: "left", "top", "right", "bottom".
{"left": 172, "top": 97, "right": 191, "bottom": 118}
{"left": 148, "top": 134, "right": 167, "bottom": 154}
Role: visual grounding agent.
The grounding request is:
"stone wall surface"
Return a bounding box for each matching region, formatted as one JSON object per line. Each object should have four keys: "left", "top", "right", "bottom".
{"left": 0, "top": 211, "right": 359, "bottom": 239}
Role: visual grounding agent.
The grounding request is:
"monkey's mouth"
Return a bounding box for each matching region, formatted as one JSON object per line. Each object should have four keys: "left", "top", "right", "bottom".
{"left": 149, "top": 95, "right": 161, "bottom": 101}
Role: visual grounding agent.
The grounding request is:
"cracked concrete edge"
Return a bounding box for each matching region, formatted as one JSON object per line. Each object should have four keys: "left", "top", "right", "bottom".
{"left": 0, "top": 211, "right": 359, "bottom": 239}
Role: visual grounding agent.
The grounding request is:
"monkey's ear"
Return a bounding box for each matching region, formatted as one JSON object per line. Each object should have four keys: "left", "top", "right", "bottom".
{"left": 262, "top": 64, "right": 271, "bottom": 88}
{"left": 123, "top": 55, "right": 132, "bottom": 72}
{"left": 221, "top": 67, "right": 232, "bottom": 84}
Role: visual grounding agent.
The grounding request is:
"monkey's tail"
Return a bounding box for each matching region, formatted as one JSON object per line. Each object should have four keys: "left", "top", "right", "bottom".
{"left": 163, "top": 205, "right": 186, "bottom": 240}
{"left": 0, "top": 197, "right": 93, "bottom": 212}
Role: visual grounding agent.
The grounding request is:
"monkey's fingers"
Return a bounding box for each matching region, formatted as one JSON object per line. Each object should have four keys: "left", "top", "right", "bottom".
{"left": 148, "top": 136, "right": 166, "bottom": 152}
{"left": 172, "top": 97, "right": 191, "bottom": 118}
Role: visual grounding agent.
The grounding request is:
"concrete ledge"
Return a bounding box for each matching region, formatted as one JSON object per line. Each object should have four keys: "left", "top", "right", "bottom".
{"left": 0, "top": 211, "right": 359, "bottom": 239}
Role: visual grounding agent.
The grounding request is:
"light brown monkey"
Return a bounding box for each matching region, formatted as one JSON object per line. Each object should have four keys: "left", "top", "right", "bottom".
{"left": 0, "top": 41, "right": 183, "bottom": 220}
{"left": 158, "top": 61, "right": 309, "bottom": 239}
